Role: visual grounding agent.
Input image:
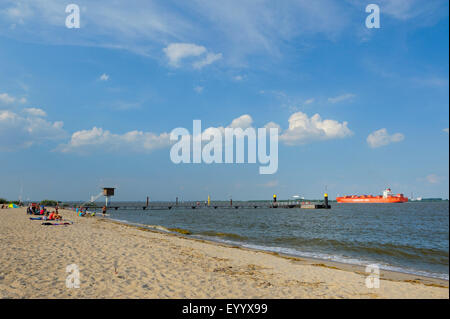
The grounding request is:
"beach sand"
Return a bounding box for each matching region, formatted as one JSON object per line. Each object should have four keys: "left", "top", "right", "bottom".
{"left": 0, "top": 207, "right": 448, "bottom": 299}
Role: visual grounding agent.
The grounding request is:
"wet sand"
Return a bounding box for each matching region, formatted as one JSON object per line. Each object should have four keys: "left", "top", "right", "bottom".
{"left": 0, "top": 207, "right": 448, "bottom": 298}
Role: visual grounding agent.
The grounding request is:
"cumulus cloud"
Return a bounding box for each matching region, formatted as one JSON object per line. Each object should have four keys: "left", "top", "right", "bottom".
{"left": 23, "top": 107, "right": 46, "bottom": 117}
{"left": 54, "top": 112, "right": 352, "bottom": 155}
{"left": 0, "top": 93, "right": 16, "bottom": 104}
{"left": 228, "top": 114, "right": 253, "bottom": 129}
{"left": 58, "top": 127, "right": 172, "bottom": 154}
{"left": 328, "top": 93, "right": 356, "bottom": 104}
{"left": 0, "top": 108, "right": 65, "bottom": 150}
{"left": 264, "top": 121, "right": 281, "bottom": 131}
{"left": 163, "top": 43, "right": 206, "bottom": 67}
{"left": 277, "top": 112, "right": 353, "bottom": 145}
{"left": 163, "top": 43, "right": 221, "bottom": 69}
{"left": 58, "top": 114, "right": 255, "bottom": 155}
{"left": 367, "top": 128, "right": 404, "bottom": 148}
{"left": 0, "top": 92, "right": 27, "bottom": 105}
{"left": 99, "top": 73, "right": 109, "bottom": 81}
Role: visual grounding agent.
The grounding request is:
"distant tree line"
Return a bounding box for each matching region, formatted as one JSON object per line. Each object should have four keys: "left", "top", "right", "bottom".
{"left": 40, "top": 200, "right": 59, "bottom": 206}
{"left": 0, "top": 198, "right": 21, "bottom": 205}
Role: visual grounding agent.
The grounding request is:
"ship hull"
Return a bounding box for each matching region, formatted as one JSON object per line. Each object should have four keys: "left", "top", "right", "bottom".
{"left": 336, "top": 197, "right": 408, "bottom": 203}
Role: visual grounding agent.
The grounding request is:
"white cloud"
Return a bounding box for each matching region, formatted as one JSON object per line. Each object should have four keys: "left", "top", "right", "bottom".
{"left": 233, "top": 75, "right": 245, "bottom": 81}
{"left": 443, "top": 128, "right": 449, "bottom": 134}
{"left": 163, "top": 43, "right": 206, "bottom": 67}
{"left": 328, "top": 93, "right": 356, "bottom": 104}
{"left": 99, "top": 73, "right": 109, "bottom": 81}
{"left": 0, "top": 92, "right": 27, "bottom": 105}
{"left": 228, "top": 114, "right": 253, "bottom": 129}
{"left": 0, "top": 108, "right": 65, "bottom": 150}
{"left": 264, "top": 121, "right": 281, "bottom": 131}
{"left": 58, "top": 127, "right": 171, "bottom": 154}
{"left": 23, "top": 107, "right": 46, "bottom": 117}
{"left": 58, "top": 112, "right": 352, "bottom": 154}
{"left": 193, "top": 52, "right": 222, "bottom": 69}
{"left": 367, "top": 128, "right": 404, "bottom": 148}
{"left": 278, "top": 112, "right": 353, "bottom": 145}
{"left": 0, "top": 93, "right": 16, "bottom": 104}
{"left": 163, "top": 43, "right": 222, "bottom": 69}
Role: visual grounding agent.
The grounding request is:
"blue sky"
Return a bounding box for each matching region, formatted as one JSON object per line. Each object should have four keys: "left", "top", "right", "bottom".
{"left": 0, "top": 0, "right": 448, "bottom": 201}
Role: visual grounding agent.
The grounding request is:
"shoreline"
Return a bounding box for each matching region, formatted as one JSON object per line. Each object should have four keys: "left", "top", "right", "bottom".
{"left": 102, "top": 217, "right": 449, "bottom": 288}
{"left": 0, "top": 207, "right": 448, "bottom": 298}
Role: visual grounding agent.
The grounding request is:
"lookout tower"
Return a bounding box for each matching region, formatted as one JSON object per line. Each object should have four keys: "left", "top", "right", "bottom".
{"left": 103, "top": 187, "right": 115, "bottom": 207}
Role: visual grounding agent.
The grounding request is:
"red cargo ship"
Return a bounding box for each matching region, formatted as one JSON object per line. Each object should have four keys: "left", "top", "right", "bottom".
{"left": 336, "top": 188, "right": 408, "bottom": 203}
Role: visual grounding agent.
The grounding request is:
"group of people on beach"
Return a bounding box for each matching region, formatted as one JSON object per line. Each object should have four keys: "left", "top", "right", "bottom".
{"left": 27, "top": 203, "right": 62, "bottom": 220}
{"left": 75, "top": 205, "right": 107, "bottom": 217}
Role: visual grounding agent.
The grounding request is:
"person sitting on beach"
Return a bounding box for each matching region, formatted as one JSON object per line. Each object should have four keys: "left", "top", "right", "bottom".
{"left": 78, "top": 207, "right": 86, "bottom": 217}
{"left": 48, "top": 211, "right": 56, "bottom": 220}
{"left": 26, "top": 206, "right": 32, "bottom": 215}
{"left": 54, "top": 211, "right": 62, "bottom": 220}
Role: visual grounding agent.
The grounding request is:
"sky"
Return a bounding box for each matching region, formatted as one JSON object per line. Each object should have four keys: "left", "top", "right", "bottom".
{"left": 0, "top": 0, "right": 448, "bottom": 202}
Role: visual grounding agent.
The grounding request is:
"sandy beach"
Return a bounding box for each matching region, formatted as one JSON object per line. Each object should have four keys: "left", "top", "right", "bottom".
{"left": 0, "top": 207, "right": 448, "bottom": 299}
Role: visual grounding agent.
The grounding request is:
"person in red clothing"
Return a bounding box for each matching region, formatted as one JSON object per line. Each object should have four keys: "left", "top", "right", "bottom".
{"left": 48, "top": 211, "right": 56, "bottom": 220}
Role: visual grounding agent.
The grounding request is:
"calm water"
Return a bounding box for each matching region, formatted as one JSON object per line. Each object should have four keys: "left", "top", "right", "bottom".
{"left": 105, "top": 202, "right": 449, "bottom": 280}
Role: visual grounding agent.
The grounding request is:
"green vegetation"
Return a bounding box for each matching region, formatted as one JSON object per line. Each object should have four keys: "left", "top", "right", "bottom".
{"left": 0, "top": 198, "right": 7, "bottom": 204}
{"left": 40, "top": 200, "right": 59, "bottom": 206}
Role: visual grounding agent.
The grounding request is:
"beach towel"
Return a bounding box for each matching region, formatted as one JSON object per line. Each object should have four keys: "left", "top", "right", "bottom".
{"left": 30, "top": 217, "right": 64, "bottom": 221}
{"left": 41, "top": 221, "right": 73, "bottom": 226}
